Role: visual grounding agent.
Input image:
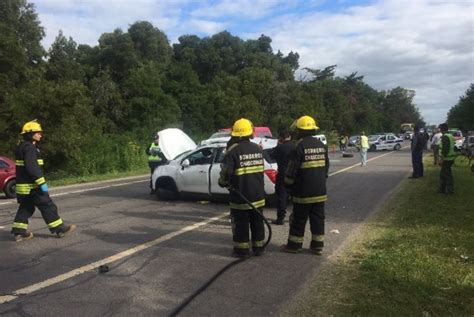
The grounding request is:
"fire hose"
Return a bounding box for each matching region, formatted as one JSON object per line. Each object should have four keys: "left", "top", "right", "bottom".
{"left": 169, "top": 187, "right": 272, "bottom": 316}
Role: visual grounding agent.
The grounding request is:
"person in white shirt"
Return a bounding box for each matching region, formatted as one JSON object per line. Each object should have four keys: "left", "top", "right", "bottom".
{"left": 430, "top": 129, "right": 442, "bottom": 165}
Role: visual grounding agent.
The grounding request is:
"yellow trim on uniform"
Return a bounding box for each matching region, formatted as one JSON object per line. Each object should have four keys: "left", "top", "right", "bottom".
{"left": 300, "top": 160, "right": 325, "bottom": 169}
{"left": 230, "top": 199, "right": 265, "bottom": 210}
{"left": 234, "top": 241, "right": 250, "bottom": 249}
{"left": 47, "top": 218, "right": 63, "bottom": 229}
{"left": 234, "top": 165, "right": 264, "bottom": 176}
{"left": 253, "top": 240, "right": 265, "bottom": 247}
{"left": 15, "top": 159, "right": 44, "bottom": 166}
{"left": 292, "top": 195, "right": 328, "bottom": 204}
{"left": 312, "top": 234, "right": 325, "bottom": 242}
{"left": 288, "top": 235, "right": 304, "bottom": 243}
{"left": 35, "top": 177, "right": 46, "bottom": 185}
{"left": 16, "top": 183, "right": 36, "bottom": 195}
{"left": 12, "top": 222, "right": 28, "bottom": 230}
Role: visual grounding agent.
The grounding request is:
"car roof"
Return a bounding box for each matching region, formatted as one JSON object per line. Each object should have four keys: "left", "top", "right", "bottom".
{"left": 0, "top": 156, "right": 15, "bottom": 165}
{"left": 198, "top": 137, "right": 277, "bottom": 150}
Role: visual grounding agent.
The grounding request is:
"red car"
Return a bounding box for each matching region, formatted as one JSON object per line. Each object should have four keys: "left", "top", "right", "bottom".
{"left": 0, "top": 156, "right": 16, "bottom": 198}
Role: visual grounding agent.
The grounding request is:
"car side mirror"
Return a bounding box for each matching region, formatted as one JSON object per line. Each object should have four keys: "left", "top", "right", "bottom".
{"left": 181, "top": 159, "right": 190, "bottom": 169}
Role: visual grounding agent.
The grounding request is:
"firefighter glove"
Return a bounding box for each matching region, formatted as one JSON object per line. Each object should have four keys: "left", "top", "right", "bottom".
{"left": 39, "top": 183, "right": 49, "bottom": 193}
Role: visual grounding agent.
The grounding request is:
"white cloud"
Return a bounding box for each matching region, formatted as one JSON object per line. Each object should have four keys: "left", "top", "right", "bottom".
{"left": 31, "top": 0, "right": 473, "bottom": 124}
{"left": 191, "top": 0, "right": 283, "bottom": 19}
{"left": 256, "top": 0, "right": 474, "bottom": 123}
{"left": 185, "top": 19, "right": 227, "bottom": 35}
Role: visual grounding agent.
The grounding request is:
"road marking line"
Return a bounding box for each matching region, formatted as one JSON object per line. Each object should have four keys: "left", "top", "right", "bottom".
{"left": 0, "top": 147, "right": 408, "bottom": 304}
{"left": 0, "top": 179, "right": 147, "bottom": 206}
{"left": 0, "top": 213, "right": 228, "bottom": 305}
{"left": 329, "top": 151, "right": 397, "bottom": 177}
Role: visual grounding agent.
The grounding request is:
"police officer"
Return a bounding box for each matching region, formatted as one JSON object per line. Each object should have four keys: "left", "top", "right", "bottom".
{"left": 146, "top": 134, "right": 166, "bottom": 194}
{"left": 281, "top": 115, "right": 329, "bottom": 255}
{"left": 11, "top": 120, "right": 76, "bottom": 242}
{"left": 438, "top": 123, "right": 455, "bottom": 194}
{"left": 219, "top": 118, "right": 265, "bottom": 258}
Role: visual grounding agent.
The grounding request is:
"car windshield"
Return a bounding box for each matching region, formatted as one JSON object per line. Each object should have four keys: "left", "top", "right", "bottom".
{"left": 173, "top": 150, "right": 193, "bottom": 161}
{"left": 368, "top": 135, "right": 379, "bottom": 141}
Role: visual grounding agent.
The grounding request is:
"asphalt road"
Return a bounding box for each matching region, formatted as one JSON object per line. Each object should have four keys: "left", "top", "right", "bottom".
{"left": 0, "top": 144, "right": 412, "bottom": 316}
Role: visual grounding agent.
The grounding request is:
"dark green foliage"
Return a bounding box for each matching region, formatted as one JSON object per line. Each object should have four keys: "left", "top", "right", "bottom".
{"left": 448, "top": 83, "right": 474, "bottom": 132}
{"left": 1, "top": 0, "right": 430, "bottom": 178}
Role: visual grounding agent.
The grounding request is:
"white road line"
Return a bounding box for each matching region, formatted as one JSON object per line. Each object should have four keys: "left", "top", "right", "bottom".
{"left": 329, "top": 150, "right": 399, "bottom": 177}
{"left": 0, "top": 148, "right": 408, "bottom": 305}
{"left": 0, "top": 213, "right": 228, "bottom": 305}
{"left": 0, "top": 178, "right": 147, "bottom": 206}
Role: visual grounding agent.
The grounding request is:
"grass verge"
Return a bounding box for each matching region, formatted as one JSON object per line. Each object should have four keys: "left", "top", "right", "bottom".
{"left": 48, "top": 167, "right": 149, "bottom": 187}
{"left": 287, "top": 162, "right": 474, "bottom": 316}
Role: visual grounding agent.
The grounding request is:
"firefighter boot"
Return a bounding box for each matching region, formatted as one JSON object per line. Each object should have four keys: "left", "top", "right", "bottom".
{"left": 280, "top": 244, "right": 302, "bottom": 254}
{"left": 231, "top": 248, "right": 250, "bottom": 259}
{"left": 14, "top": 231, "right": 34, "bottom": 242}
{"left": 253, "top": 247, "right": 265, "bottom": 256}
{"left": 272, "top": 216, "right": 285, "bottom": 225}
{"left": 56, "top": 224, "right": 77, "bottom": 238}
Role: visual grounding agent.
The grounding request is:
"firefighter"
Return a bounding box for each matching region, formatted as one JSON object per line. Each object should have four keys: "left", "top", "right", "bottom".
{"left": 281, "top": 115, "right": 329, "bottom": 255}
{"left": 146, "top": 134, "right": 166, "bottom": 194}
{"left": 218, "top": 118, "right": 265, "bottom": 258}
{"left": 11, "top": 120, "right": 76, "bottom": 242}
{"left": 438, "top": 123, "right": 455, "bottom": 194}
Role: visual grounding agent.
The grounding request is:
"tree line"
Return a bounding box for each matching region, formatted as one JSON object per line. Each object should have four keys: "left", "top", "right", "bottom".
{"left": 1, "top": 0, "right": 427, "bottom": 177}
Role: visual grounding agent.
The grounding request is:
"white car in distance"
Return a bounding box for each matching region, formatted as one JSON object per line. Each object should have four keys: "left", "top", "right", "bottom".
{"left": 152, "top": 128, "right": 278, "bottom": 201}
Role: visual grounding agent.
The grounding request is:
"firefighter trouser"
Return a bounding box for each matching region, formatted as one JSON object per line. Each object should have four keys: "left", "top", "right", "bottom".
{"left": 11, "top": 189, "right": 64, "bottom": 234}
{"left": 287, "top": 202, "right": 325, "bottom": 250}
{"left": 230, "top": 208, "right": 265, "bottom": 253}
{"left": 439, "top": 160, "right": 454, "bottom": 193}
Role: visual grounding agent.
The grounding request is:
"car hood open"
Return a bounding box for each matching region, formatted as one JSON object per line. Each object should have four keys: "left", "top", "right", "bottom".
{"left": 157, "top": 128, "right": 197, "bottom": 160}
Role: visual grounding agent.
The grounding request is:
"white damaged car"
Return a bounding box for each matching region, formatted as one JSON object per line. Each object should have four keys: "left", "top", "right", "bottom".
{"left": 152, "top": 128, "right": 278, "bottom": 201}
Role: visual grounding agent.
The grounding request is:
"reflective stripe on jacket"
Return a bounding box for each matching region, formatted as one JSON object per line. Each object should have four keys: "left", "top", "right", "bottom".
{"left": 440, "top": 133, "right": 455, "bottom": 161}
{"left": 360, "top": 135, "right": 369, "bottom": 149}
{"left": 219, "top": 138, "right": 265, "bottom": 210}
{"left": 284, "top": 136, "right": 329, "bottom": 204}
{"left": 148, "top": 143, "right": 163, "bottom": 162}
{"left": 15, "top": 141, "right": 46, "bottom": 195}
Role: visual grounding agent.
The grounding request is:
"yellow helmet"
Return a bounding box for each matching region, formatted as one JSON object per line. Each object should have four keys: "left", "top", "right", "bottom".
{"left": 21, "top": 120, "right": 43, "bottom": 134}
{"left": 295, "top": 115, "right": 318, "bottom": 130}
{"left": 231, "top": 118, "right": 254, "bottom": 137}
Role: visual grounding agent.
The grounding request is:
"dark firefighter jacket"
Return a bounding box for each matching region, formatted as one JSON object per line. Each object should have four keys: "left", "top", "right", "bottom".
{"left": 284, "top": 135, "right": 329, "bottom": 204}
{"left": 218, "top": 138, "right": 265, "bottom": 210}
{"left": 15, "top": 141, "right": 46, "bottom": 196}
{"left": 270, "top": 140, "right": 294, "bottom": 178}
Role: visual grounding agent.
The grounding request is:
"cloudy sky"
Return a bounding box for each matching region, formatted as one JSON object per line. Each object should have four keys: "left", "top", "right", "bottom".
{"left": 32, "top": 0, "right": 473, "bottom": 124}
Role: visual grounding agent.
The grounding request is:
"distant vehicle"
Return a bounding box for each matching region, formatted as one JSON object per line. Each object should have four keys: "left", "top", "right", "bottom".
{"left": 404, "top": 130, "right": 414, "bottom": 140}
{"left": 152, "top": 129, "right": 278, "bottom": 201}
{"left": 368, "top": 133, "right": 403, "bottom": 151}
{"left": 400, "top": 123, "right": 414, "bottom": 131}
{"left": 448, "top": 129, "right": 464, "bottom": 151}
{"left": 217, "top": 127, "right": 272, "bottom": 138}
{"left": 0, "top": 156, "right": 16, "bottom": 198}
{"left": 314, "top": 134, "right": 327, "bottom": 145}
{"left": 200, "top": 127, "right": 273, "bottom": 146}
{"left": 348, "top": 135, "right": 360, "bottom": 150}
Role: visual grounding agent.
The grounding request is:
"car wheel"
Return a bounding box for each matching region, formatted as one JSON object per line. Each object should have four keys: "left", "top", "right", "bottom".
{"left": 155, "top": 178, "right": 179, "bottom": 200}
{"left": 4, "top": 180, "right": 16, "bottom": 198}
{"left": 394, "top": 144, "right": 401, "bottom": 151}
{"left": 370, "top": 145, "right": 376, "bottom": 152}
